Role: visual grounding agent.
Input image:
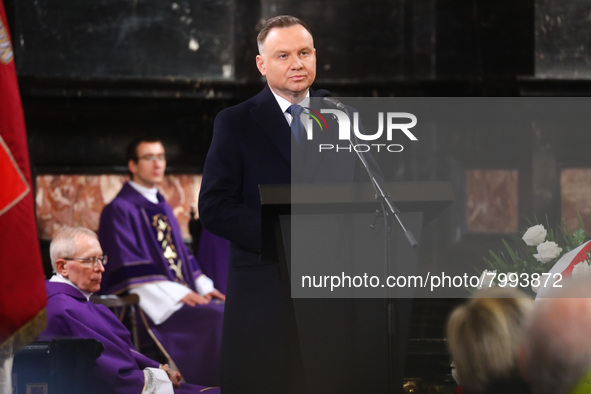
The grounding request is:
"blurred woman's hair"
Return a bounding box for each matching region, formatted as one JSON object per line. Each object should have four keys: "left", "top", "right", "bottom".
{"left": 446, "top": 287, "right": 533, "bottom": 393}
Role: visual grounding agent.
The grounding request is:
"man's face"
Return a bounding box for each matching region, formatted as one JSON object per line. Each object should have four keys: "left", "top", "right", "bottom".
{"left": 256, "top": 24, "right": 316, "bottom": 101}
{"left": 60, "top": 234, "right": 105, "bottom": 293}
{"left": 128, "top": 142, "right": 166, "bottom": 188}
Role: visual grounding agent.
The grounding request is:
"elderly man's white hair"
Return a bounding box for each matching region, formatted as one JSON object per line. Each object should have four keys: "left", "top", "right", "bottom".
{"left": 523, "top": 278, "right": 591, "bottom": 394}
{"left": 49, "top": 226, "right": 98, "bottom": 273}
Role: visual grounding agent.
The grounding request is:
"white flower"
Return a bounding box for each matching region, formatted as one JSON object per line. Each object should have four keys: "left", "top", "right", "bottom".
{"left": 477, "top": 269, "right": 497, "bottom": 290}
{"left": 572, "top": 261, "right": 591, "bottom": 278}
{"left": 522, "top": 224, "right": 547, "bottom": 246}
{"left": 533, "top": 241, "right": 563, "bottom": 263}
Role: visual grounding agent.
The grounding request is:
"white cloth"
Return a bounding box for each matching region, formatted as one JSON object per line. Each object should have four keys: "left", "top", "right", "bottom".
{"left": 0, "top": 341, "right": 13, "bottom": 394}
{"left": 130, "top": 282, "right": 188, "bottom": 324}
{"left": 131, "top": 276, "right": 215, "bottom": 325}
{"left": 536, "top": 240, "right": 591, "bottom": 299}
{"left": 143, "top": 367, "right": 174, "bottom": 394}
{"left": 129, "top": 181, "right": 159, "bottom": 204}
{"left": 195, "top": 275, "right": 215, "bottom": 295}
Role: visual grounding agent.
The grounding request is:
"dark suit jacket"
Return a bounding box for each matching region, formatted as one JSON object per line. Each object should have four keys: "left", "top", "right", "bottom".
{"left": 199, "top": 85, "right": 367, "bottom": 393}
{"left": 199, "top": 85, "right": 361, "bottom": 254}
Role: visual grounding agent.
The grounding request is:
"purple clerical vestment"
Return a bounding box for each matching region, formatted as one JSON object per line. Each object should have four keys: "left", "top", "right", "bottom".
{"left": 99, "top": 183, "right": 203, "bottom": 294}
{"left": 98, "top": 183, "right": 223, "bottom": 386}
{"left": 197, "top": 228, "right": 229, "bottom": 294}
{"left": 40, "top": 281, "right": 219, "bottom": 394}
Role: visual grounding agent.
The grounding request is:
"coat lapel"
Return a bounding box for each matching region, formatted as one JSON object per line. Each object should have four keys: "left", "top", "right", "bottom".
{"left": 248, "top": 86, "right": 344, "bottom": 182}
{"left": 250, "top": 86, "right": 291, "bottom": 165}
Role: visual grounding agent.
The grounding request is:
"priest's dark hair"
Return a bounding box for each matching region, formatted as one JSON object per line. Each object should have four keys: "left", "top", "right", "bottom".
{"left": 125, "top": 136, "right": 163, "bottom": 178}
{"left": 126, "top": 136, "right": 163, "bottom": 163}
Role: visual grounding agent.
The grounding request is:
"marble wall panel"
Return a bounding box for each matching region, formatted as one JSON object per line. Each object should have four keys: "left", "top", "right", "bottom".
{"left": 36, "top": 174, "right": 202, "bottom": 241}
{"left": 561, "top": 168, "right": 591, "bottom": 233}
{"left": 466, "top": 170, "right": 518, "bottom": 233}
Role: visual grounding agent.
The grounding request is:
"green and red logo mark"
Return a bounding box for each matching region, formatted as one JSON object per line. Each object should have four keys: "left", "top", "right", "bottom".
{"left": 302, "top": 107, "right": 329, "bottom": 132}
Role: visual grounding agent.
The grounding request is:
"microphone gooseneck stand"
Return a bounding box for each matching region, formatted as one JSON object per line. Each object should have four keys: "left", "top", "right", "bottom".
{"left": 319, "top": 93, "right": 419, "bottom": 394}
{"left": 320, "top": 95, "right": 419, "bottom": 249}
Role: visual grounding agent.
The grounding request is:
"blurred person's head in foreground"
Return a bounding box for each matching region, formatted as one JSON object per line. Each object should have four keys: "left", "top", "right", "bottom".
{"left": 522, "top": 278, "right": 591, "bottom": 394}
{"left": 447, "top": 286, "right": 533, "bottom": 394}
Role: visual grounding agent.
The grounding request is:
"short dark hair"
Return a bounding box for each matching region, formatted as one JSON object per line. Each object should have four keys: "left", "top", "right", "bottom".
{"left": 257, "top": 15, "right": 312, "bottom": 52}
{"left": 126, "top": 136, "right": 162, "bottom": 163}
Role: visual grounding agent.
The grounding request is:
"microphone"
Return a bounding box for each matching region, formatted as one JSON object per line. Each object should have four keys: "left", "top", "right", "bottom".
{"left": 316, "top": 91, "right": 419, "bottom": 248}
{"left": 323, "top": 96, "right": 347, "bottom": 111}
{"left": 314, "top": 89, "right": 347, "bottom": 110}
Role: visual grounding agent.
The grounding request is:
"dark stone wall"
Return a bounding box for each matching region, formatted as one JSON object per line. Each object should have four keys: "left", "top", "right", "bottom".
{"left": 6, "top": 0, "right": 543, "bottom": 176}
{"left": 5, "top": 0, "right": 591, "bottom": 348}
{"left": 13, "top": 0, "right": 236, "bottom": 81}
{"left": 535, "top": 0, "right": 591, "bottom": 78}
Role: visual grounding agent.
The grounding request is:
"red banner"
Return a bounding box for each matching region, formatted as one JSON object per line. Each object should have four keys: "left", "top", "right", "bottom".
{"left": 0, "top": 0, "right": 47, "bottom": 354}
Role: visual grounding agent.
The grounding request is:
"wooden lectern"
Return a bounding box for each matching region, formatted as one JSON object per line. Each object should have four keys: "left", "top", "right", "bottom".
{"left": 259, "top": 182, "right": 453, "bottom": 394}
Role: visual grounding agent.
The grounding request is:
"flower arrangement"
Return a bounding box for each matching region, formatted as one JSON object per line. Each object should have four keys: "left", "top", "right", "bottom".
{"left": 479, "top": 217, "right": 591, "bottom": 295}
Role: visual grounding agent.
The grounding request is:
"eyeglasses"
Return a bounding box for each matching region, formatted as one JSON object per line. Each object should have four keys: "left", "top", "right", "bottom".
{"left": 138, "top": 154, "right": 166, "bottom": 162}
{"left": 63, "top": 255, "right": 108, "bottom": 267}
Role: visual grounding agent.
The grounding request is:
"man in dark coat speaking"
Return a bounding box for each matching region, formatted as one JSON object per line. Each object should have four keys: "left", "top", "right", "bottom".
{"left": 199, "top": 14, "right": 367, "bottom": 394}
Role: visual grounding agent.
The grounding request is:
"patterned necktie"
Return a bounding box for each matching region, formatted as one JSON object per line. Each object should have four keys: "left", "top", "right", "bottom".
{"left": 287, "top": 104, "right": 306, "bottom": 144}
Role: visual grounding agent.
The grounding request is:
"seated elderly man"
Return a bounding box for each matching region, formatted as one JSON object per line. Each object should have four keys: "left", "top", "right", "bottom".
{"left": 39, "top": 226, "right": 219, "bottom": 394}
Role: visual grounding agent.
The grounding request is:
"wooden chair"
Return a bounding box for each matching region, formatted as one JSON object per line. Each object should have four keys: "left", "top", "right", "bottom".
{"left": 90, "top": 293, "right": 140, "bottom": 350}
{"left": 90, "top": 294, "right": 173, "bottom": 367}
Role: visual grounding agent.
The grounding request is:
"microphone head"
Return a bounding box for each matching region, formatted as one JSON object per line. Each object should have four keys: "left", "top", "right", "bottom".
{"left": 323, "top": 96, "right": 346, "bottom": 110}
